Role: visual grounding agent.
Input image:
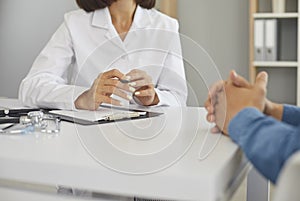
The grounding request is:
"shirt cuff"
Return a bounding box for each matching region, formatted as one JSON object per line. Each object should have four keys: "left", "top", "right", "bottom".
{"left": 228, "top": 107, "right": 265, "bottom": 144}
{"left": 282, "top": 104, "right": 300, "bottom": 126}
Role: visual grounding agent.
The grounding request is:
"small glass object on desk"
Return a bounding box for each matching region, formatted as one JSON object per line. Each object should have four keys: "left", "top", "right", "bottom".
{"left": 0, "top": 111, "right": 60, "bottom": 135}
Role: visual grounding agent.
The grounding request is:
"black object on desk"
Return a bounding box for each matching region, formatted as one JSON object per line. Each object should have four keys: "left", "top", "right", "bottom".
{"left": 0, "top": 108, "right": 54, "bottom": 124}
{"left": 0, "top": 117, "right": 20, "bottom": 124}
{"left": 0, "top": 108, "right": 41, "bottom": 117}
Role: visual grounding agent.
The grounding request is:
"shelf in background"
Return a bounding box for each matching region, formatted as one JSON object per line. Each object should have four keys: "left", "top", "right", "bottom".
{"left": 253, "top": 13, "right": 298, "bottom": 19}
{"left": 253, "top": 61, "right": 299, "bottom": 67}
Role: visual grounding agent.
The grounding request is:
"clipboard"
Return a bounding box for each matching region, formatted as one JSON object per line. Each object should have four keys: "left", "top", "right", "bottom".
{"left": 49, "top": 107, "right": 163, "bottom": 126}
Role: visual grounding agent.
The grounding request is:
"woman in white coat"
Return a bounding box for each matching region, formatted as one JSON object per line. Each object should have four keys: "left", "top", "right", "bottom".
{"left": 19, "top": 0, "right": 187, "bottom": 110}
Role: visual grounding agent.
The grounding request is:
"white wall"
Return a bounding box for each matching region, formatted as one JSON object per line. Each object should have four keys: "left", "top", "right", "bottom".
{"left": 177, "top": 0, "right": 249, "bottom": 106}
{"left": 0, "top": 0, "right": 77, "bottom": 98}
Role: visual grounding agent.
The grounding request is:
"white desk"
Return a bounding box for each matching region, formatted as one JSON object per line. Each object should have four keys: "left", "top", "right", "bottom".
{"left": 0, "top": 99, "right": 250, "bottom": 201}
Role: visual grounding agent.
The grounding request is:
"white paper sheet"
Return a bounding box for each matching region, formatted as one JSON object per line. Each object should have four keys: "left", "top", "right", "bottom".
{"left": 50, "top": 108, "right": 144, "bottom": 122}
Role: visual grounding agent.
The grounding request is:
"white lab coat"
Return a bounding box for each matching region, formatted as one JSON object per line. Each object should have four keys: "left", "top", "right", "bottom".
{"left": 19, "top": 6, "right": 187, "bottom": 110}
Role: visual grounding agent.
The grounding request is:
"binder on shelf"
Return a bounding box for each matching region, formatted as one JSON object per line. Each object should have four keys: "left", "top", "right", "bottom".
{"left": 265, "top": 19, "right": 278, "bottom": 61}
{"left": 254, "top": 20, "right": 265, "bottom": 61}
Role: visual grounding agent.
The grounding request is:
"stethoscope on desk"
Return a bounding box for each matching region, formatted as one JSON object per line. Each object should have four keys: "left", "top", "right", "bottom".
{"left": 0, "top": 109, "right": 60, "bottom": 134}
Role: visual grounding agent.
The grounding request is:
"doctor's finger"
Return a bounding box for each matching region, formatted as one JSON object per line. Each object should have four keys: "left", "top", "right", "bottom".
{"left": 129, "top": 79, "right": 153, "bottom": 88}
{"left": 100, "top": 69, "right": 125, "bottom": 79}
{"left": 102, "top": 86, "right": 132, "bottom": 101}
{"left": 98, "top": 95, "right": 122, "bottom": 106}
{"left": 103, "top": 79, "right": 129, "bottom": 90}
{"left": 126, "top": 70, "right": 149, "bottom": 81}
{"left": 126, "top": 73, "right": 146, "bottom": 82}
{"left": 102, "top": 79, "right": 135, "bottom": 93}
{"left": 134, "top": 88, "right": 155, "bottom": 97}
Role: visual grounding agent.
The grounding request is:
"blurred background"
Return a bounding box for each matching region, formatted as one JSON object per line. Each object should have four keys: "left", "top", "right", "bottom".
{"left": 0, "top": 0, "right": 295, "bottom": 107}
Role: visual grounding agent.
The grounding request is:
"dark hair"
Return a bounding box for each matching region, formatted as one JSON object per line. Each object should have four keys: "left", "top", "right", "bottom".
{"left": 76, "top": 0, "right": 156, "bottom": 12}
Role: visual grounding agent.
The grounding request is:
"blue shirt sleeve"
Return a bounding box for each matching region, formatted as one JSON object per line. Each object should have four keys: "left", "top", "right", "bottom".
{"left": 228, "top": 107, "right": 300, "bottom": 184}
{"left": 282, "top": 104, "right": 300, "bottom": 126}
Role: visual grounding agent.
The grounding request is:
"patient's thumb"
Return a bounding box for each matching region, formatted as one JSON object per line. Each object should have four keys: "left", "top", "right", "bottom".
{"left": 255, "top": 71, "right": 268, "bottom": 89}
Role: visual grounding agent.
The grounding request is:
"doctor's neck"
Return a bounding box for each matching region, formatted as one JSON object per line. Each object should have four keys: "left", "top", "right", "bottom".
{"left": 109, "top": 0, "right": 137, "bottom": 24}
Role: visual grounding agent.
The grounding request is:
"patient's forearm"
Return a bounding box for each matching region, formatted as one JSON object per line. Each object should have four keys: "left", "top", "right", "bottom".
{"left": 264, "top": 100, "right": 284, "bottom": 121}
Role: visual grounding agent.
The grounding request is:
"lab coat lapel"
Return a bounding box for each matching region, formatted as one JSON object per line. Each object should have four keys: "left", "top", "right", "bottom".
{"left": 91, "top": 6, "right": 153, "bottom": 52}
{"left": 91, "top": 7, "right": 125, "bottom": 51}
{"left": 122, "top": 6, "right": 152, "bottom": 48}
{"left": 132, "top": 5, "right": 152, "bottom": 29}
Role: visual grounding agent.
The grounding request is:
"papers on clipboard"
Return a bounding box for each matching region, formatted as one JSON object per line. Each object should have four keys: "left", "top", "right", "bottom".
{"left": 51, "top": 108, "right": 146, "bottom": 121}
{"left": 49, "top": 106, "right": 159, "bottom": 125}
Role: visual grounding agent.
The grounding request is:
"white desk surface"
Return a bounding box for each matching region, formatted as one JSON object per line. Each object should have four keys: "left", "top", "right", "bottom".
{"left": 0, "top": 186, "right": 108, "bottom": 201}
{"left": 0, "top": 99, "right": 247, "bottom": 201}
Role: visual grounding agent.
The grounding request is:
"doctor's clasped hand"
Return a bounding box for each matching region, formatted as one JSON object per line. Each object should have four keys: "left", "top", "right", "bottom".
{"left": 75, "top": 69, "right": 131, "bottom": 110}
{"left": 126, "top": 69, "right": 159, "bottom": 106}
{"left": 75, "top": 68, "right": 159, "bottom": 110}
